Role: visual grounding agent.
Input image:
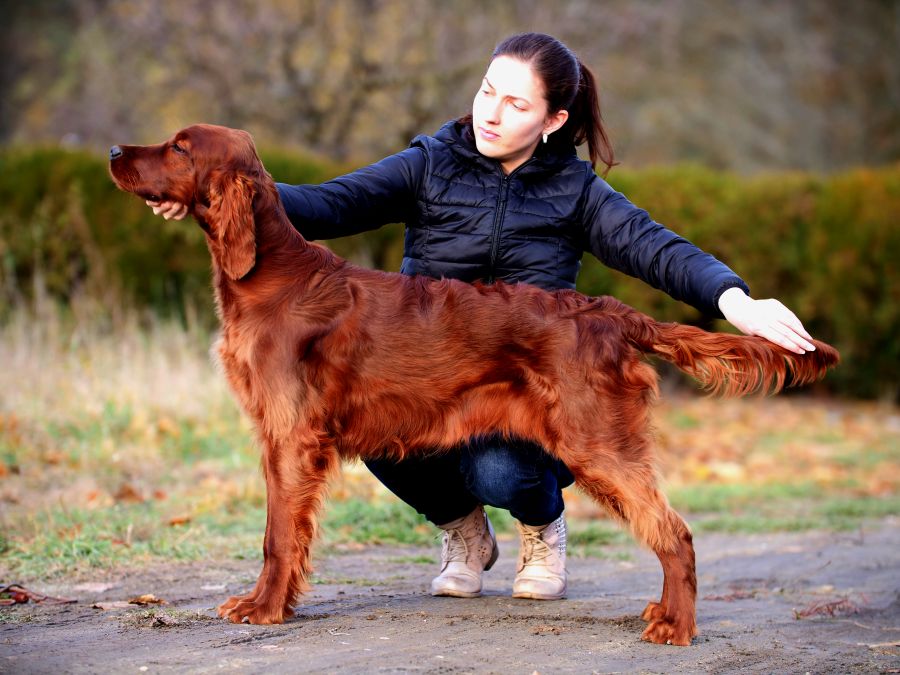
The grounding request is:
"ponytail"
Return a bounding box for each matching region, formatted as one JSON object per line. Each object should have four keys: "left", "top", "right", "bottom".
{"left": 570, "top": 61, "right": 617, "bottom": 177}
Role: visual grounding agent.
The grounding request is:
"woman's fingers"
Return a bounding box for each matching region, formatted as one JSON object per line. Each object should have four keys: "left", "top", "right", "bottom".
{"left": 768, "top": 303, "right": 816, "bottom": 352}
{"left": 764, "top": 320, "right": 815, "bottom": 354}
{"left": 145, "top": 199, "right": 188, "bottom": 220}
{"left": 771, "top": 303, "right": 813, "bottom": 341}
{"left": 757, "top": 311, "right": 816, "bottom": 354}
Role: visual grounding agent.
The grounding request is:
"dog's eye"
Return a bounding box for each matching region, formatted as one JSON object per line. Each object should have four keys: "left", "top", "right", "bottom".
{"left": 172, "top": 143, "right": 188, "bottom": 155}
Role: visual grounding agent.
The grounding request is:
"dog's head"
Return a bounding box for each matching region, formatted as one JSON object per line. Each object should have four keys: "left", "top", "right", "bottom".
{"left": 109, "top": 124, "right": 262, "bottom": 280}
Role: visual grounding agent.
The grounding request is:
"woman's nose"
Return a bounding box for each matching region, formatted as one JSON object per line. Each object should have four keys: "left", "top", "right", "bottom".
{"left": 485, "top": 101, "right": 502, "bottom": 124}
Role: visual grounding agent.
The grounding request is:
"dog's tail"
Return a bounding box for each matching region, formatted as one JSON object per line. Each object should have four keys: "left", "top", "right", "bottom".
{"left": 620, "top": 311, "right": 840, "bottom": 397}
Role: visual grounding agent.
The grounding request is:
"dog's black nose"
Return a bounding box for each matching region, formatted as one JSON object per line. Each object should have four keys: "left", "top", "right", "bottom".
{"left": 109, "top": 145, "right": 123, "bottom": 160}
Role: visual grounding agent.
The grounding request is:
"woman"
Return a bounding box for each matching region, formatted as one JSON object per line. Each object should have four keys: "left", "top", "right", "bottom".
{"left": 149, "top": 33, "right": 815, "bottom": 602}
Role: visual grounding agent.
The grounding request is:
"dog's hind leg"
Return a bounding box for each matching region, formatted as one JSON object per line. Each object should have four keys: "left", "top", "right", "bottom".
{"left": 218, "top": 430, "right": 339, "bottom": 624}
{"left": 569, "top": 454, "right": 697, "bottom": 646}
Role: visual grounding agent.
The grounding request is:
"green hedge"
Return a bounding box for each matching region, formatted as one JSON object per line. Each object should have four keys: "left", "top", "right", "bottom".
{"left": 0, "top": 147, "right": 896, "bottom": 400}
{"left": 0, "top": 146, "right": 345, "bottom": 316}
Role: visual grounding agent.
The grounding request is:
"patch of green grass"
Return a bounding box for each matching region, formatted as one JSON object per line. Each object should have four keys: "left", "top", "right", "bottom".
{"left": 386, "top": 555, "right": 434, "bottom": 565}
{"left": 3, "top": 504, "right": 212, "bottom": 578}
{"left": 192, "top": 506, "right": 266, "bottom": 561}
{"left": 4, "top": 495, "right": 270, "bottom": 578}
{"left": 690, "top": 513, "right": 827, "bottom": 534}
{"left": 159, "top": 421, "right": 256, "bottom": 466}
{"left": 669, "top": 482, "right": 819, "bottom": 513}
{"left": 816, "top": 495, "right": 900, "bottom": 519}
{"left": 320, "top": 499, "right": 433, "bottom": 545}
{"left": 483, "top": 506, "right": 516, "bottom": 534}
{"left": 568, "top": 546, "right": 634, "bottom": 561}
{"left": 0, "top": 439, "right": 23, "bottom": 469}
{"left": 685, "top": 495, "right": 899, "bottom": 534}
{"left": 669, "top": 411, "right": 702, "bottom": 430}
{"left": 832, "top": 446, "right": 898, "bottom": 470}
{"left": 310, "top": 576, "right": 386, "bottom": 586}
{"left": 9, "top": 491, "right": 895, "bottom": 580}
{"left": 568, "top": 521, "right": 630, "bottom": 547}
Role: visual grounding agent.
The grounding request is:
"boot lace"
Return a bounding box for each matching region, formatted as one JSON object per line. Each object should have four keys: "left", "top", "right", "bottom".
{"left": 519, "top": 528, "right": 553, "bottom": 567}
{"left": 441, "top": 527, "right": 470, "bottom": 564}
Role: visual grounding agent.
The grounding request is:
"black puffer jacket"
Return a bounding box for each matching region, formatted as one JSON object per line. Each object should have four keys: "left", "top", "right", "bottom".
{"left": 278, "top": 120, "right": 748, "bottom": 317}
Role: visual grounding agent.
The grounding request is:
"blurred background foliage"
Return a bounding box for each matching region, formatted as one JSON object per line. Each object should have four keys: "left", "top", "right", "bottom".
{"left": 0, "top": 0, "right": 898, "bottom": 401}
{"left": 3, "top": 0, "right": 899, "bottom": 170}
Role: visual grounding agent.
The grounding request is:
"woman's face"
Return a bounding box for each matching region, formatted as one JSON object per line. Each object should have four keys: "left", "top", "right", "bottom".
{"left": 471, "top": 56, "right": 568, "bottom": 174}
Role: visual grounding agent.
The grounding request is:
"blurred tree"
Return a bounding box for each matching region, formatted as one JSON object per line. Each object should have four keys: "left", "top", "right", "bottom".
{"left": 1, "top": 0, "right": 898, "bottom": 172}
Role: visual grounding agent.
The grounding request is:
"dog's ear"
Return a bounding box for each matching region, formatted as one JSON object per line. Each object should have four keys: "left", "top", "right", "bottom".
{"left": 205, "top": 171, "right": 256, "bottom": 280}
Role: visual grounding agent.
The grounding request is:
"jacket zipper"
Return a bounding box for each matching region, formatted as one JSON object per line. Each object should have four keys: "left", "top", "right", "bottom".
{"left": 486, "top": 160, "right": 533, "bottom": 284}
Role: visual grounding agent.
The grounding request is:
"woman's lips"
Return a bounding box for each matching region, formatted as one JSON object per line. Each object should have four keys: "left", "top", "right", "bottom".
{"left": 478, "top": 127, "right": 500, "bottom": 141}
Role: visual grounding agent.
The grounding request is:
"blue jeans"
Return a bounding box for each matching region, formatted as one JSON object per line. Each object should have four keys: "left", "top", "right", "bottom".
{"left": 365, "top": 436, "right": 575, "bottom": 527}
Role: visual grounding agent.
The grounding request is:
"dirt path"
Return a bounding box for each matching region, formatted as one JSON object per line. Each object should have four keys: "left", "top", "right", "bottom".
{"left": 3, "top": 519, "right": 899, "bottom": 673}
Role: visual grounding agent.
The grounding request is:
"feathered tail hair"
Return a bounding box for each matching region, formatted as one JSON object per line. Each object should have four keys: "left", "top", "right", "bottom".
{"left": 621, "top": 315, "right": 840, "bottom": 397}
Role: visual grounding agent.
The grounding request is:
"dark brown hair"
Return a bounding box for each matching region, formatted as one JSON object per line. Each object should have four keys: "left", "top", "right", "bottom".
{"left": 464, "top": 32, "right": 617, "bottom": 176}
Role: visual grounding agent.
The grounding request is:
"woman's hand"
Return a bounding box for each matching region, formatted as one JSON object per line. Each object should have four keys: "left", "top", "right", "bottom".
{"left": 718, "top": 287, "right": 815, "bottom": 354}
{"left": 146, "top": 199, "right": 189, "bottom": 220}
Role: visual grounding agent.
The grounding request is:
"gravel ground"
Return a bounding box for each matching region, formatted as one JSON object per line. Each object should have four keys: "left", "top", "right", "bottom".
{"left": 3, "top": 519, "right": 899, "bottom": 673}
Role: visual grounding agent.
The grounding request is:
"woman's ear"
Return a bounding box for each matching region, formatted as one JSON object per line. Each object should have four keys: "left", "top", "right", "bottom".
{"left": 205, "top": 171, "right": 257, "bottom": 280}
{"left": 544, "top": 109, "right": 569, "bottom": 136}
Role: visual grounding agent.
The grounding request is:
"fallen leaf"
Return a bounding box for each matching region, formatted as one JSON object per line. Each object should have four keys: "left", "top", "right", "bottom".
{"left": 129, "top": 594, "right": 166, "bottom": 606}
{"left": 43, "top": 450, "right": 66, "bottom": 465}
{"left": 0, "top": 584, "right": 76, "bottom": 605}
{"left": 114, "top": 483, "right": 144, "bottom": 503}
{"left": 168, "top": 514, "right": 191, "bottom": 526}
{"left": 0, "top": 591, "right": 29, "bottom": 605}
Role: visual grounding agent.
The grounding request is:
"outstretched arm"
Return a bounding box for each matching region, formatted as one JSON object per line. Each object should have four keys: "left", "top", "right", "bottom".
{"left": 582, "top": 173, "right": 748, "bottom": 318}
{"left": 582, "top": 173, "right": 816, "bottom": 353}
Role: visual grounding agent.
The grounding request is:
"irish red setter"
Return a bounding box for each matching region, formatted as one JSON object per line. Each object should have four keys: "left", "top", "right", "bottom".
{"left": 109, "top": 124, "right": 839, "bottom": 646}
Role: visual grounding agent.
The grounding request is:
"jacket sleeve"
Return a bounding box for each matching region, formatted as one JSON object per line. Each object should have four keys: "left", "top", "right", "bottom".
{"left": 276, "top": 146, "right": 426, "bottom": 241}
{"left": 581, "top": 172, "right": 749, "bottom": 318}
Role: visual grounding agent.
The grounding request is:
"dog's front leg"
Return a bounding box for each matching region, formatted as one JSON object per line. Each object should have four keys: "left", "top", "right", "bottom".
{"left": 218, "top": 434, "right": 338, "bottom": 624}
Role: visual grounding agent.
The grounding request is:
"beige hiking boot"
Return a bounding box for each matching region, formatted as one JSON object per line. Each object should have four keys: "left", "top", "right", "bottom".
{"left": 512, "top": 513, "right": 567, "bottom": 600}
{"left": 430, "top": 505, "right": 499, "bottom": 598}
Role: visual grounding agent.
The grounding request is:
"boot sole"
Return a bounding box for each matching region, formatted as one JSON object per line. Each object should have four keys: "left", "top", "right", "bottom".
{"left": 431, "top": 588, "right": 483, "bottom": 598}
{"left": 511, "top": 590, "right": 567, "bottom": 600}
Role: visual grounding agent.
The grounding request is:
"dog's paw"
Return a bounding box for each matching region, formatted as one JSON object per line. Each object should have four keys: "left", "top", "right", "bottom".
{"left": 218, "top": 595, "right": 293, "bottom": 624}
{"left": 640, "top": 600, "right": 666, "bottom": 623}
{"left": 217, "top": 593, "right": 250, "bottom": 617}
{"left": 640, "top": 618, "right": 697, "bottom": 646}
